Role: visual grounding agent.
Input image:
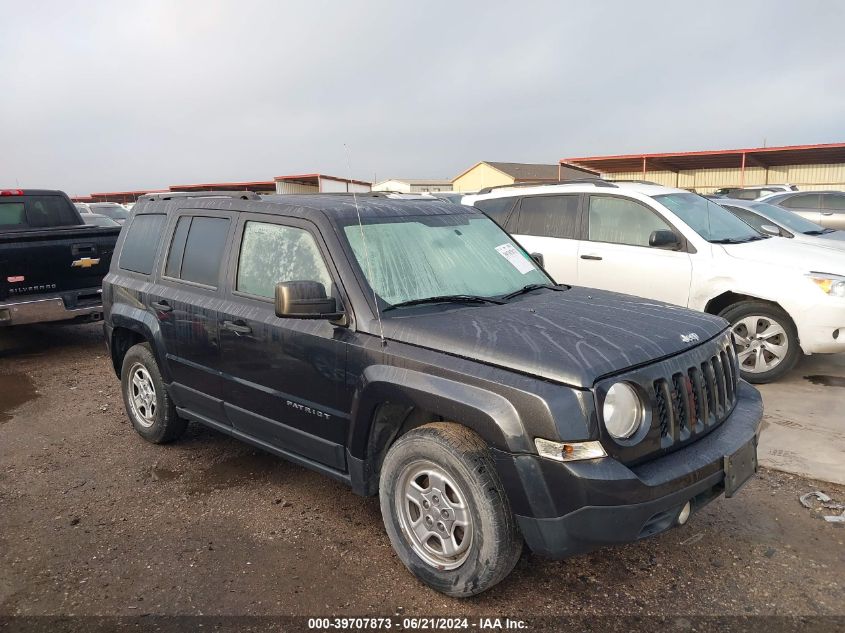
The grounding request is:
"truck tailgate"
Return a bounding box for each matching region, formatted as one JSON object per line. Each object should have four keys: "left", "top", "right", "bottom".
{"left": 0, "top": 226, "right": 120, "bottom": 302}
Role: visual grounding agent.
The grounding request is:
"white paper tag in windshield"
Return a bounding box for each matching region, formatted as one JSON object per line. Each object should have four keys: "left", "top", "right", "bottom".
{"left": 495, "top": 243, "right": 534, "bottom": 274}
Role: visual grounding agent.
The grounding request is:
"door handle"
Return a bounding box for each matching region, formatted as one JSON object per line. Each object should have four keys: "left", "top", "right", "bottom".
{"left": 580, "top": 254, "right": 603, "bottom": 261}
{"left": 821, "top": 211, "right": 834, "bottom": 216}
{"left": 151, "top": 300, "right": 172, "bottom": 312}
{"left": 222, "top": 320, "right": 252, "bottom": 335}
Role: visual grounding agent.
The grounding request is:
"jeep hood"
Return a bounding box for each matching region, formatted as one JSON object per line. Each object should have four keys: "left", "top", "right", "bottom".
{"left": 380, "top": 287, "right": 727, "bottom": 388}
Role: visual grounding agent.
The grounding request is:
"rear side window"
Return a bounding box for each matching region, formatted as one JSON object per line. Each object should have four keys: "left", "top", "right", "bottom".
{"left": 164, "top": 217, "right": 191, "bottom": 278}
{"left": 164, "top": 216, "right": 230, "bottom": 287}
{"left": 0, "top": 202, "right": 26, "bottom": 227}
{"left": 821, "top": 194, "right": 845, "bottom": 211}
{"left": 516, "top": 195, "right": 580, "bottom": 239}
{"left": 782, "top": 193, "right": 820, "bottom": 209}
{"left": 473, "top": 198, "right": 515, "bottom": 227}
{"left": 119, "top": 214, "right": 167, "bottom": 274}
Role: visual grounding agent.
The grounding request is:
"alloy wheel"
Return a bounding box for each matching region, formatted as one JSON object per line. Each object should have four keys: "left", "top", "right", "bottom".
{"left": 732, "top": 315, "right": 789, "bottom": 374}
{"left": 394, "top": 460, "right": 473, "bottom": 570}
{"left": 128, "top": 363, "right": 157, "bottom": 427}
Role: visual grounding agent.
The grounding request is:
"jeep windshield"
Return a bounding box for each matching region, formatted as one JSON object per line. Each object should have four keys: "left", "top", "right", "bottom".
{"left": 655, "top": 193, "right": 769, "bottom": 243}
{"left": 342, "top": 213, "right": 552, "bottom": 311}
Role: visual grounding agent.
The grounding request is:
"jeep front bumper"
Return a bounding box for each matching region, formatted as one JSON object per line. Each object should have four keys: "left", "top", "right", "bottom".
{"left": 493, "top": 381, "right": 763, "bottom": 559}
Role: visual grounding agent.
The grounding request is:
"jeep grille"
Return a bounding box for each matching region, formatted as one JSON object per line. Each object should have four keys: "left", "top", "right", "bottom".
{"left": 652, "top": 339, "right": 739, "bottom": 447}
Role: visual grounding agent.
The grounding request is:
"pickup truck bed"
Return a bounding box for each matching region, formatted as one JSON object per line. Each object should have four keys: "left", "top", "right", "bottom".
{"left": 0, "top": 190, "right": 121, "bottom": 326}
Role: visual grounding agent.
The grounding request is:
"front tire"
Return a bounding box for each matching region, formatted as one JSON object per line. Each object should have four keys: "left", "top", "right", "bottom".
{"left": 720, "top": 301, "right": 800, "bottom": 384}
{"left": 379, "top": 423, "right": 522, "bottom": 597}
{"left": 120, "top": 343, "right": 186, "bottom": 443}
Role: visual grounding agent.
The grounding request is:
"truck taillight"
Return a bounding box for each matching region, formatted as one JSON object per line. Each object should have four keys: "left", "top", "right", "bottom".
{"left": 1, "top": 189, "right": 24, "bottom": 196}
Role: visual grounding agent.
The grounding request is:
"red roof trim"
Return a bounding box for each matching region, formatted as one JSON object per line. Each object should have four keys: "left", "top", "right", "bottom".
{"left": 89, "top": 189, "right": 169, "bottom": 196}
{"left": 168, "top": 181, "right": 274, "bottom": 189}
{"left": 562, "top": 142, "right": 845, "bottom": 164}
{"left": 274, "top": 173, "right": 371, "bottom": 186}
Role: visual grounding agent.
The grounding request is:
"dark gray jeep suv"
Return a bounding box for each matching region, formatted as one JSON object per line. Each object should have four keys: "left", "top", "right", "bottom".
{"left": 102, "top": 191, "right": 762, "bottom": 596}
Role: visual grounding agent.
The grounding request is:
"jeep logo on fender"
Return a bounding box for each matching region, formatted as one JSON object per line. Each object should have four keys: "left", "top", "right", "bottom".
{"left": 681, "top": 332, "right": 700, "bottom": 343}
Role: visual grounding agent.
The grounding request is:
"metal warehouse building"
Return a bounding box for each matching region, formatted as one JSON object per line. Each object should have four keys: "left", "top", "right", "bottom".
{"left": 452, "top": 161, "right": 598, "bottom": 193}
{"left": 562, "top": 142, "right": 845, "bottom": 194}
{"left": 372, "top": 178, "right": 453, "bottom": 193}
{"left": 274, "top": 174, "right": 371, "bottom": 194}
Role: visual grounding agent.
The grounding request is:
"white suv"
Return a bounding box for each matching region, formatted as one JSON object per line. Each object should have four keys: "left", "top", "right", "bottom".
{"left": 463, "top": 181, "right": 845, "bottom": 383}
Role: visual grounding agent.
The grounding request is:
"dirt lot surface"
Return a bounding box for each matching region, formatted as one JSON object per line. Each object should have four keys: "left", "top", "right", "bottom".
{"left": 1, "top": 323, "right": 844, "bottom": 621}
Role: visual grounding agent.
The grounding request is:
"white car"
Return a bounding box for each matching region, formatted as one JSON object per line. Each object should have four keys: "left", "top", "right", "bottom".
{"left": 716, "top": 198, "right": 845, "bottom": 251}
{"left": 712, "top": 184, "right": 798, "bottom": 200}
{"left": 463, "top": 181, "right": 845, "bottom": 383}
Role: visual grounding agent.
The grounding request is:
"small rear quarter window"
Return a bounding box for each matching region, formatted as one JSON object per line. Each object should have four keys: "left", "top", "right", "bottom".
{"left": 119, "top": 214, "right": 166, "bottom": 274}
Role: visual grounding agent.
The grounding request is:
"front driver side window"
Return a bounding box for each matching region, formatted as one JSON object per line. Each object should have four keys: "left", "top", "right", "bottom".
{"left": 588, "top": 196, "right": 672, "bottom": 247}
{"left": 724, "top": 206, "right": 768, "bottom": 233}
{"left": 237, "top": 221, "right": 333, "bottom": 299}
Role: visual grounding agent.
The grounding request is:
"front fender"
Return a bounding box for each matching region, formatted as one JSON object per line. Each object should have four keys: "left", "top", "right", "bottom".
{"left": 348, "top": 365, "right": 533, "bottom": 460}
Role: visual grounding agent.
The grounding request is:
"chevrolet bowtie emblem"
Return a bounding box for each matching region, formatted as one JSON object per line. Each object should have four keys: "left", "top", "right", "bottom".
{"left": 71, "top": 257, "right": 101, "bottom": 269}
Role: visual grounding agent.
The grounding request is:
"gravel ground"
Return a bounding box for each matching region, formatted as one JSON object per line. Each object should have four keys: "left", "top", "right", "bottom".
{"left": 1, "top": 323, "right": 843, "bottom": 621}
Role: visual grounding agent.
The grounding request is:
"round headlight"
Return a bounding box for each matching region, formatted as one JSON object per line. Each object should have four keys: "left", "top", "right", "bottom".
{"left": 603, "top": 382, "right": 644, "bottom": 440}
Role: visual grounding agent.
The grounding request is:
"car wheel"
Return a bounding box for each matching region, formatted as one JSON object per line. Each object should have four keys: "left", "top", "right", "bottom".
{"left": 120, "top": 342, "right": 186, "bottom": 443}
{"left": 379, "top": 422, "right": 522, "bottom": 597}
{"left": 719, "top": 301, "right": 800, "bottom": 384}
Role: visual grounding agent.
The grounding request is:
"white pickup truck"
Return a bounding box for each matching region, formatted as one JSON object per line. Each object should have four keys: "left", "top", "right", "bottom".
{"left": 463, "top": 181, "right": 845, "bottom": 383}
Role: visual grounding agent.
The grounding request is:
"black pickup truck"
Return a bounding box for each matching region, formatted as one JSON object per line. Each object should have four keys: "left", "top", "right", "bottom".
{"left": 0, "top": 189, "right": 120, "bottom": 327}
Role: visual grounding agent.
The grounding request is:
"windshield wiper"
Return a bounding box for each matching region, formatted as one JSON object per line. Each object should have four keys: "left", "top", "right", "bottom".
{"left": 501, "top": 283, "right": 568, "bottom": 301}
{"left": 710, "top": 235, "right": 767, "bottom": 244}
{"left": 382, "top": 294, "right": 506, "bottom": 312}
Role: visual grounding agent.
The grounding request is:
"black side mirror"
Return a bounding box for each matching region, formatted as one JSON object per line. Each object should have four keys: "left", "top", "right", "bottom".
{"left": 530, "top": 252, "right": 544, "bottom": 268}
{"left": 274, "top": 281, "right": 342, "bottom": 320}
{"left": 649, "top": 229, "right": 680, "bottom": 249}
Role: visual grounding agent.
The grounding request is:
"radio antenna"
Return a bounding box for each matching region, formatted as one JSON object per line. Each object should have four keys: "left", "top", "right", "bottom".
{"left": 344, "top": 144, "right": 386, "bottom": 347}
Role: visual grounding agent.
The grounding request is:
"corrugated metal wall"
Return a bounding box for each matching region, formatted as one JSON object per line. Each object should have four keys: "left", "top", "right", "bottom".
{"left": 602, "top": 163, "right": 845, "bottom": 194}
{"left": 275, "top": 181, "right": 319, "bottom": 194}
{"left": 318, "top": 178, "right": 349, "bottom": 193}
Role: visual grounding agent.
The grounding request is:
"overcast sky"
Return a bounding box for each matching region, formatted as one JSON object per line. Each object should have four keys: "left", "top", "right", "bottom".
{"left": 2, "top": 1, "right": 843, "bottom": 195}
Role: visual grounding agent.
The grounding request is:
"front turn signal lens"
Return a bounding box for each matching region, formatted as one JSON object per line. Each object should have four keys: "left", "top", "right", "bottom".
{"left": 535, "top": 438, "right": 607, "bottom": 462}
{"left": 808, "top": 274, "right": 845, "bottom": 297}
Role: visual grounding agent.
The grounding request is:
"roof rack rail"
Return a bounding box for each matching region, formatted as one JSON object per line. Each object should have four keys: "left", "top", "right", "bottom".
{"left": 140, "top": 191, "right": 262, "bottom": 201}
{"left": 476, "top": 178, "right": 618, "bottom": 195}
{"left": 606, "top": 179, "right": 661, "bottom": 185}
{"left": 287, "top": 192, "right": 439, "bottom": 200}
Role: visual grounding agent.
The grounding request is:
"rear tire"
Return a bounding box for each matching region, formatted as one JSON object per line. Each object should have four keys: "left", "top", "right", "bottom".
{"left": 120, "top": 343, "right": 186, "bottom": 443}
{"left": 719, "top": 301, "right": 800, "bottom": 384}
{"left": 379, "top": 423, "right": 522, "bottom": 597}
